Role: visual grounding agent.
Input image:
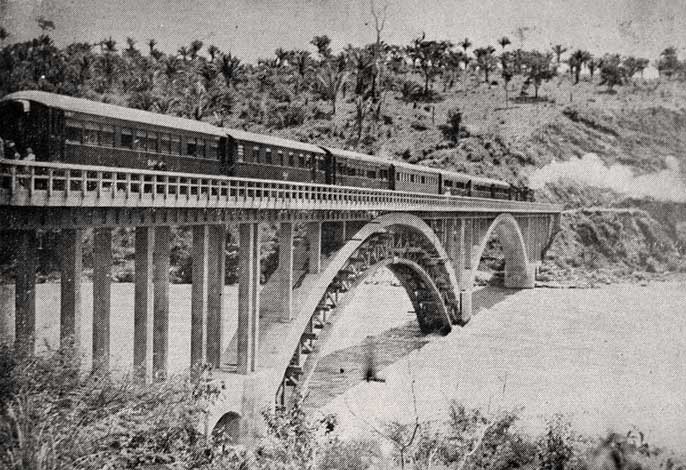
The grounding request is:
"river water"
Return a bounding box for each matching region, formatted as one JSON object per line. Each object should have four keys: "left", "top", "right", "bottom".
{"left": 312, "top": 273, "right": 686, "bottom": 450}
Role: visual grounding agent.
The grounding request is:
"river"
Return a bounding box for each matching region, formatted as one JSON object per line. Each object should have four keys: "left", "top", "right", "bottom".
{"left": 312, "top": 273, "right": 686, "bottom": 450}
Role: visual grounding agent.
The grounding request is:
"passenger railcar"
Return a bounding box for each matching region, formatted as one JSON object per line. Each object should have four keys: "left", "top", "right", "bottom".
{"left": 0, "top": 91, "right": 535, "bottom": 201}
{"left": 226, "top": 129, "right": 328, "bottom": 183}
{"left": 0, "top": 91, "right": 227, "bottom": 174}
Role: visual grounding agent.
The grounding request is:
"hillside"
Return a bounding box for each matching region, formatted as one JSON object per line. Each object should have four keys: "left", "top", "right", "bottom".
{"left": 1, "top": 36, "right": 686, "bottom": 282}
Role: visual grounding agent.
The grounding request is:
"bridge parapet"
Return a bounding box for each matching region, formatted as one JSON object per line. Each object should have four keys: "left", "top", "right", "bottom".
{"left": 0, "top": 160, "right": 560, "bottom": 214}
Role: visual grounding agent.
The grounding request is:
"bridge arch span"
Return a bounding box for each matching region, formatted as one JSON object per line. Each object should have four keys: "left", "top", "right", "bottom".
{"left": 267, "top": 212, "right": 459, "bottom": 403}
{"left": 468, "top": 213, "right": 534, "bottom": 291}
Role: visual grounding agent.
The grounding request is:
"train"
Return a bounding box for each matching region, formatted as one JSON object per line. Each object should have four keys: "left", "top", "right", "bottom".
{"left": 0, "top": 90, "right": 534, "bottom": 201}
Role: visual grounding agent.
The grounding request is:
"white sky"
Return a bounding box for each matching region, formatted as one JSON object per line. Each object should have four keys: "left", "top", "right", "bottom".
{"left": 2, "top": 0, "right": 685, "bottom": 62}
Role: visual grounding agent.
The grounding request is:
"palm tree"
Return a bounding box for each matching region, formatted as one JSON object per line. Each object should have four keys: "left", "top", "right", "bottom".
{"left": 218, "top": 52, "right": 241, "bottom": 88}
{"left": 125, "top": 37, "right": 137, "bottom": 55}
{"left": 568, "top": 49, "right": 588, "bottom": 84}
{"left": 189, "top": 40, "right": 204, "bottom": 60}
{"left": 274, "top": 47, "right": 289, "bottom": 67}
{"left": 178, "top": 46, "right": 190, "bottom": 61}
{"left": 101, "top": 37, "right": 117, "bottom": 53}
{"left": 551, "top": 44, "right": 567, "bottom": 65}
{"left": 459, "top": 37, "right": 472, "bottom": 54}
{"left": 474, "top": 46, "right": 497, "bottom": 85}
{"left": 147, "top": 39, "right": 157, "bottom": 56}
{"left": 207, "top": 44, "right": 220, "bottom": 62}
{"left": 498, "top": 36, "right": 511, "bottom": 50}
{"left": 291, "top": 49, "right": 312, "bottom": 94}
{"left": 316, "top": 65, "right": 349, "bottom": 114}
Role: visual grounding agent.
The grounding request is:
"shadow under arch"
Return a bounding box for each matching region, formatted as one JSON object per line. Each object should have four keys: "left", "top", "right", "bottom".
{"left": 468, "top": 213, "right": 532, "bottom": 290}
{"left": 212, "top": 411, "right": 241, "bottom": 444}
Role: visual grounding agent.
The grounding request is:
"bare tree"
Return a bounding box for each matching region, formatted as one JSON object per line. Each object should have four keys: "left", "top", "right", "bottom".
{"left": 369, "top": 0, "right": 389, "bottom": 102}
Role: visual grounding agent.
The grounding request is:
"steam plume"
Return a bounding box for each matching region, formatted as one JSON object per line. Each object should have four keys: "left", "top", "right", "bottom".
{"left": 529, "top": 153, "right": 686, "bottom": 202}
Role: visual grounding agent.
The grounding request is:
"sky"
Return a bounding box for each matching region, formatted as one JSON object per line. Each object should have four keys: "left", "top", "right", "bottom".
{"left": 1, "top": 0, "right": 685, "bottom": 62}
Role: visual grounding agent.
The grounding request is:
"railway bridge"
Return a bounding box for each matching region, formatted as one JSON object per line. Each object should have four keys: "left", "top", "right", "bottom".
{"left": 0, "top": 159, "right": 562, "bottom": 441}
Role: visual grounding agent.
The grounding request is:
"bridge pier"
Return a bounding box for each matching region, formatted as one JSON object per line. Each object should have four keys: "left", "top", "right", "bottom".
{"left": 153, "top": 226, "right": 170, "bottom": 380}
{"left": 306, "top": 221, "right": 321, "bottom": 274}
{"left": 134, "top": 226, "right": 155, "bottom": 383}
{"left": 237, "top": 223, "right": 260, "bottom": 374}
{"left": 278, "top": 222, "right": 294, "bottom": 322}
{"left": 92, "top": 228, "right": 112, "bottom": 370}
{"left": 207, "top": 225, "right": 226, "bottom": 368}
{"left": 14, "top": 230, "right": 37, "bottom": 358}
{"left": 60, "top": 229, "right": 82, "bottom": 351}
{"left": 191, "top": 225, "right": 210, "bottom": 370}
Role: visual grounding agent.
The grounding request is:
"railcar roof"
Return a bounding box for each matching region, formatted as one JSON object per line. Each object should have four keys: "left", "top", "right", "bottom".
{"left": 226, "top": 128, "right": 325, "bottom": 154}
{"left": 1, "top": 90, "right": 226, "bottom": 137}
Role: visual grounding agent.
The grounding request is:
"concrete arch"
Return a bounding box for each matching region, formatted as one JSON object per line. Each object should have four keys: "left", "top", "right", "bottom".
{"left": 212, "top": 411, "right": 242, "bottom": 443}
{"left": 468, "top": 213, "right": 534, "bottom": 290}
{"left": 297, "top": 256, "right": 451, "bottom": 394}
{"left": 265, "top": 212, "right": 460, "bottom": 397}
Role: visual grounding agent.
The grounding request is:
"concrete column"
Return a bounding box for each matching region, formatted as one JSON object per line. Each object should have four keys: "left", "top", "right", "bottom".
{"left": 444, "top": 219, "right": 455, "bottom": 264}
{"left": 307, "top": 221, "right": 321, "bottom": 274}
{"left": 15, "top": 230, "right": 37, "bottom": 358}
{"left": 153, "top": 226, "right": 170, "bottom": 380}
{"left": 279, "top": 222, "right": 294, "bottom": 321}
{"left": 134, "top": 226, "right": 154, "bottom": 383}
{"left": 454, "top": 219, "right": 465, "bottom": 287}
{"left": 207, "top": 225, "right": 226, "bottom": 369}
{"left": 60, "top": 229, "right": 82, "bottom": 351}
{"left": 191, "top": 225, "right": 209, "bottom": 369}
{"left": 237, "top": 223, "right": 260, "bottom": 374}
{"left": 341, "top": 221, "right": 348, "bottom": 242}
{"left": 460, "top": 219, "right": 473, "bottom": 323}
{"left": 93, "top": 228, "right": 112, "bottom": 370}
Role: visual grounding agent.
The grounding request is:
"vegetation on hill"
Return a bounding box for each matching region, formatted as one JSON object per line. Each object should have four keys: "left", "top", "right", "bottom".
{"left": 2, "top": 19, "right": 686, "bottom": 283}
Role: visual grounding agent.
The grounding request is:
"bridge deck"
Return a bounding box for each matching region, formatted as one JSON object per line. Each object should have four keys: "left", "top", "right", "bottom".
{"left": 0, "top": 160, "right": 560, "bottom": 214}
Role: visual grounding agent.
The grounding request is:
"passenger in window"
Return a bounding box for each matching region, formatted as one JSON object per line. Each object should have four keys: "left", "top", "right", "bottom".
{"left": 6, "top": 141, "right": 20, "bottom": 160}
{"left": 23, "top": 147, "right": 36, "bottom": 161}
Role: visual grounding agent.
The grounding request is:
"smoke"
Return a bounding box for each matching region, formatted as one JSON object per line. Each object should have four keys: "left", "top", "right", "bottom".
{"left": 529, "top": 153, "right": 686, "bottom": 202}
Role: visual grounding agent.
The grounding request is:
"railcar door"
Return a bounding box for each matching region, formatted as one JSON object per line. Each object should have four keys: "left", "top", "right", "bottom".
{"left": 0, "top": 100, "right": 26, "bottom": 153}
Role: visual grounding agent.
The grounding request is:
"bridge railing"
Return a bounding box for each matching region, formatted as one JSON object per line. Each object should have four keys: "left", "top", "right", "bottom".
{"left": 0, "top": 159, "right": 561, "bottom": 213}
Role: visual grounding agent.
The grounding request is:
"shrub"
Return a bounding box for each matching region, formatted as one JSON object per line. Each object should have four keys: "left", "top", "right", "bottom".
{"left": 0, "top": 344, "right": 223, "bottom": 469}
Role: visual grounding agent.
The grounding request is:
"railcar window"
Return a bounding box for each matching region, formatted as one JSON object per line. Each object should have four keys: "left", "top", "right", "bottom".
{"left": 171, "top": 135, "right": 181, "bottom": 155}
{"left": 318, "top": 157, "right": 326, "bottom": 171}
{"left": 445, "top": 180, "right": 453, "bottom": 187}
{"left": 367, "top": 169, "right": 376, "bottom": 179}
{"left": 84, "top": 123, "right": 99, "bottom": 145}
{"left": 66, "top": 120, "right": 83, "bottom": 144}
{"left": 277, "top": 150, "right": 284, "bottom": 165}
{"left": 396, "top": 173, "right": 401, "bottom": 181}
{"left": 121, "top": 128, "right": 133, "bottom": 148}
{"left": 288, "top": 152, "right": 294, "bottom": 167}
{"left": 160, "top": 133, "right": 171, "bottom": 154}
{"left": 135, "top": 129, "right": 146, "bottom": 150}
{"left": 265, "top": 148, "right": 272, "bottom": 164}
{"left": 410, "top": 174, "right": 415, "bottom": 183}
{"left": 101, "top": 125, "right": 114, "bottom": 147}
{"left": 237, "top": 144, "right": 244, "bottom": 162}
{"left": 420, "top": 176, "right": 425, "bottom": 184}
{"left": 147, "top": 131, "right": 158, "bottom": 153}
{"left": 298, "top": 154, "right": 305, "bottom": 167}
{"left": 186, "top": 138, "right": 197, "bottom": 157}
{"left": 209, "top": 139, "right": 219, "bottom": 160}
{"left": 380, "top": 169, "right": 388, "bottom": 179}
{"left": 253, "top": 146, "right": 260, "bottom": 163}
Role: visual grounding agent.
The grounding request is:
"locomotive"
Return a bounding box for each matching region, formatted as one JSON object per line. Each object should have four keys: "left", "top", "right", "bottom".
{"left": 0, "top": 90, "right": 534, "bottom": 201}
